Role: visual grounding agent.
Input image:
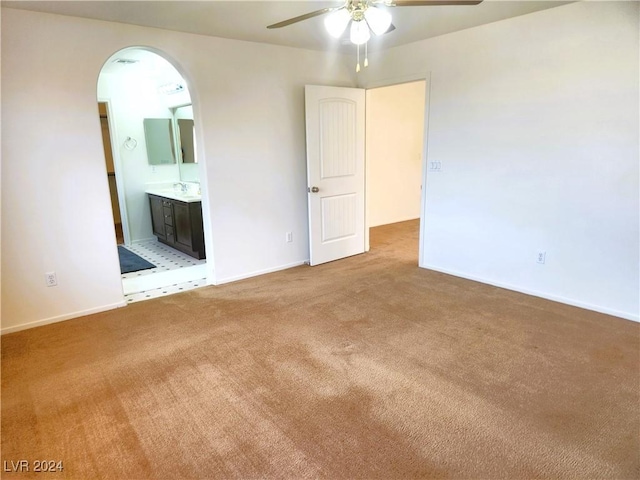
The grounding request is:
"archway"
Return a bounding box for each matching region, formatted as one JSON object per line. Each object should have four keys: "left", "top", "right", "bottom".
{"left": 97, "top": 47, "right": 210, "bottom": 303}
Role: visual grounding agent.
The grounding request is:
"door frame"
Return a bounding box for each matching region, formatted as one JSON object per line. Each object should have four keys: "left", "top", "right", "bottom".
{"left": 98, "top": 98, "right": 132, "bottom": 246}
{"left": 362, "top": 73, "right": 431, "bottom": 268}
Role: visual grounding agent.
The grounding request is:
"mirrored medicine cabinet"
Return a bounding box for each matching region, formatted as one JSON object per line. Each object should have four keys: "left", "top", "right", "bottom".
{"left": 143, "top": 118, "right": 175, "bottom": 165}
{"left": 143, "top": 105, "right": 197, "bottom": 171}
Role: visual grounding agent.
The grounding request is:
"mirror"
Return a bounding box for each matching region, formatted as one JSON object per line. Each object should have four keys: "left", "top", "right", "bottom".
{"left": 143, "top": 118, "right": 176, "bottom": 165}
{"left": 143, "top": 107, "right": 198, "bottom": 181}
{"left": 177, "top": 119, "right": 195, "bottom": 164}
{"left": 174, "top": 105, "right": 200, "bottom": 182}
{"left": 174, "top": 105, "right": 195, "bottom": 164}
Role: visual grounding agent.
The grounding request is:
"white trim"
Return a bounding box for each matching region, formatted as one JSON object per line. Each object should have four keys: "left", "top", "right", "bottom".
{"left": 364, "top": 89, "right": 370, "bottom": 254}
{"left": 423, "top": 264, "right": 640, "bottom": 323}
{"left": 359, "top": 71, "right": 430, "bottom": 90}
{"left": 131, "top": 237, "right": 157, "bottom": 244}
{"left": 215, "top": 261, "right": 308, "bottom": 285}
{"left": 418, "top": 74, "right": 432, "bottom": 269}
{"left": 370, "top": 216, "right": 420, "bottom": 228}
{"left": 1, "top": 301, "right": 128, "bottom": 335}
{"left": 97, "top": 98, "right": 131, "bottom": 246}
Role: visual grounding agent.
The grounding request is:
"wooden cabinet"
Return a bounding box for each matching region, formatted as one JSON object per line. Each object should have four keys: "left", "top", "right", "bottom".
{"left": 149, "top": 195, "right": 167, "bottom": 240}
{"left": 148, "top": 194, "right": 205, "bottom": 259}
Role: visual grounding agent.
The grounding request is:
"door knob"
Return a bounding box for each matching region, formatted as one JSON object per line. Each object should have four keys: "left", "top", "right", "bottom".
{"left": 310, "top": 186, "right": 320, "bottom": 193}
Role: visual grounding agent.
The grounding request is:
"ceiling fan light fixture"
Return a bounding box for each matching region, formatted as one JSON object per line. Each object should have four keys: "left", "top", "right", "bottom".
{"left": 364, "top": 6, "right": 392, "bottom": 36}
{"left": 350, "top": 19, "right": 371, "bottom": 45}
{"left": 324, "top": 8, "right": 351, "bottom": 38}
{"left": 266, "top": 0, "right": 483, "bottom": 73}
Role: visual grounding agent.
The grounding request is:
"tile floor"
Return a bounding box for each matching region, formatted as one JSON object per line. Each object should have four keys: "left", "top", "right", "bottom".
{"left": 120, "top": 240, "right": 207, "bottom": 303}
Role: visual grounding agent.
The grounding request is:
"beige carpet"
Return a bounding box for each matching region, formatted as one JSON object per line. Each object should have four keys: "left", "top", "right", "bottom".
{"left": 2, "top": 220, "right": 639, "bottom": 479}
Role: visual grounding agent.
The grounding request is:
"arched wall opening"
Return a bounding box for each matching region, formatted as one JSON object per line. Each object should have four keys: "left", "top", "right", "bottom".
{"left": 96, "top": 46, "right": 214, "bottom": 302}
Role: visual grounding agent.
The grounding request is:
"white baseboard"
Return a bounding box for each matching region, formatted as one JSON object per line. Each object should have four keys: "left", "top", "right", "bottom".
{"left": 131, "top": 237, "right": 157, "bottom": 245}
{"left": 370, "top": 216, "right": 420, "bottom": 228}
{"left": 422, "top": 264, "right": 639, "bottom": 323}
{"left": 1, "top": 301, "right": 128, "bottom": 335}
{"left": 215, "top": 261, "right": 308, "bottom": 285}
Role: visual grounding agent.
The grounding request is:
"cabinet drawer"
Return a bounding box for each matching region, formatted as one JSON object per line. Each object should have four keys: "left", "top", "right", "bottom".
{"left": 165, "top": 225, "right": 174, "bottom": 238}
{"left": 162, "top": 200, "right": 172, "bottom": 207}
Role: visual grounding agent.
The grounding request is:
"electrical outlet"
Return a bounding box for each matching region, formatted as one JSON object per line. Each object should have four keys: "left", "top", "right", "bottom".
{"left": 428, "top": 161, "right": 442, "bottom": 172}
{"left": 536, "top": 251, "right": 546, "bottom": 264}
{"left": 286, "top": 232, "right": 293, "bottom": 243}
{"left": 45, "top": 271, "right": 58, "bottom": 287}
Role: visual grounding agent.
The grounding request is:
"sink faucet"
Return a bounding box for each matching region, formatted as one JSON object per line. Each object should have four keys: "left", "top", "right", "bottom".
{"left": 173, "top": 182, "right": 188, "bottom": 193}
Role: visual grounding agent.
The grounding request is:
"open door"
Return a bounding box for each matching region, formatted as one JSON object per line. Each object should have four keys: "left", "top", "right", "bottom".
{"left": 305, "top": 85, "right": 366, "bottom": 266}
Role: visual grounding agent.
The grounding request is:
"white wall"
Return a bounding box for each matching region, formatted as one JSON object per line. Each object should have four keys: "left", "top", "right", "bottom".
{"left": 1, "top": 8, "right": 354, "bottom": 332}
{"left": 360, "top": 1, "right": 639, "bottom": 321}
{"left": 366, "top": 81, "right": 425, "bottom": 227}
{"left": 3, "top": 3, "right": 637, "bottom": 332}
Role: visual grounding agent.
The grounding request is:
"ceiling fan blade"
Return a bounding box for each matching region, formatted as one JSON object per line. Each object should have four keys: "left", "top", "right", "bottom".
{"left": 267, "top": 7, "right": 339, "bottom": 29}
{"left": 391, "top": 0, "right": 482, "bottom": 6}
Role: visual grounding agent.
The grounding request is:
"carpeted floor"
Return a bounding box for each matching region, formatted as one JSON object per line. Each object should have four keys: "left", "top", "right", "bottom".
{"left": 2, "top": 220, "right": 638, "bottom": 479}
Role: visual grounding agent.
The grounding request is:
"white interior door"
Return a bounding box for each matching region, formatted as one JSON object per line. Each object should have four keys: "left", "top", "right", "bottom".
{"left": 305, "top": 85, "right": 366, "bottom": 266}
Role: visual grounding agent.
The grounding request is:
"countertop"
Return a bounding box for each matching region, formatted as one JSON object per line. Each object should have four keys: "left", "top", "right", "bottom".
{"left": 145, "top": 188, "right": 202, "bottom": 203}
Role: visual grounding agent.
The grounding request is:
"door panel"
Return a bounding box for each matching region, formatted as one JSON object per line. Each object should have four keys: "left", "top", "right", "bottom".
{"left": 319, "top": 100, "right": 357, "bottom": 178}
{"left": 173, "top": 201, "right": 193, "bottom": 249}
{"left": 149, "top": 195, "right": 166, "bottom": 240}
{"left": 321, "top": 194, "right": 357, "bottom": 242}
{"left": 305, "top": 85, "right": 365, "bottom": 266}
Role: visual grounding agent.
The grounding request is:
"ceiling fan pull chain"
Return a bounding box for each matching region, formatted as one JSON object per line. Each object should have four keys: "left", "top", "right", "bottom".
{"left": 356, "top": 43, "right": 361, "bottom": 72}
{"left": 364, "top": 41, "right": 369, "bottom": 68}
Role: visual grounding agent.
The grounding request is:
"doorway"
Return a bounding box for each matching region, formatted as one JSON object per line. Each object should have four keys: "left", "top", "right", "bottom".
{"left": 97, "top": 47, "right": 209, "bottom": 303}
{"left": 365, "top": 80, "right": 426, "bottom": 263}
{"left": 304, "top": 80, "right": 428, "bottom": 267}
{"left": 99, "top": 101, "right": 124, "bottom": 244}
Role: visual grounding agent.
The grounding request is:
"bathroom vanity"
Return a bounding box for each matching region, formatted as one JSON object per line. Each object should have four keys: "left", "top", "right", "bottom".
{"left": 147, "top": 190, "right": 205, "bottom": 260}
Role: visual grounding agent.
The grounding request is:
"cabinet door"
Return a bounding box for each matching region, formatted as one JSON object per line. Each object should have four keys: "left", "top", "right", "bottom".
{"left": 149, "top": 195, "right": 166, "bottom": 240}
{"left": 173, "top": 201, "right": 193, "bottom": 250}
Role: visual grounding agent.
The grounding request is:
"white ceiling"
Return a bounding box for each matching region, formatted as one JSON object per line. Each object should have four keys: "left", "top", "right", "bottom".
{"left": 2, "top": 1, "right": 568, "bottom": 54}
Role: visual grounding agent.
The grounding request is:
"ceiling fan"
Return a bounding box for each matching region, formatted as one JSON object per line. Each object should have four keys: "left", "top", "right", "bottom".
{"left": 268, "top": 0, "right": 483, "bottom": 71}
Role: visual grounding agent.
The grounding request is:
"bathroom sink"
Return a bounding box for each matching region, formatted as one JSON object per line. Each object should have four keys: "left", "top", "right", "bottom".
{"left": 145, "top": 188, "right": 201, "bottom": 203}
